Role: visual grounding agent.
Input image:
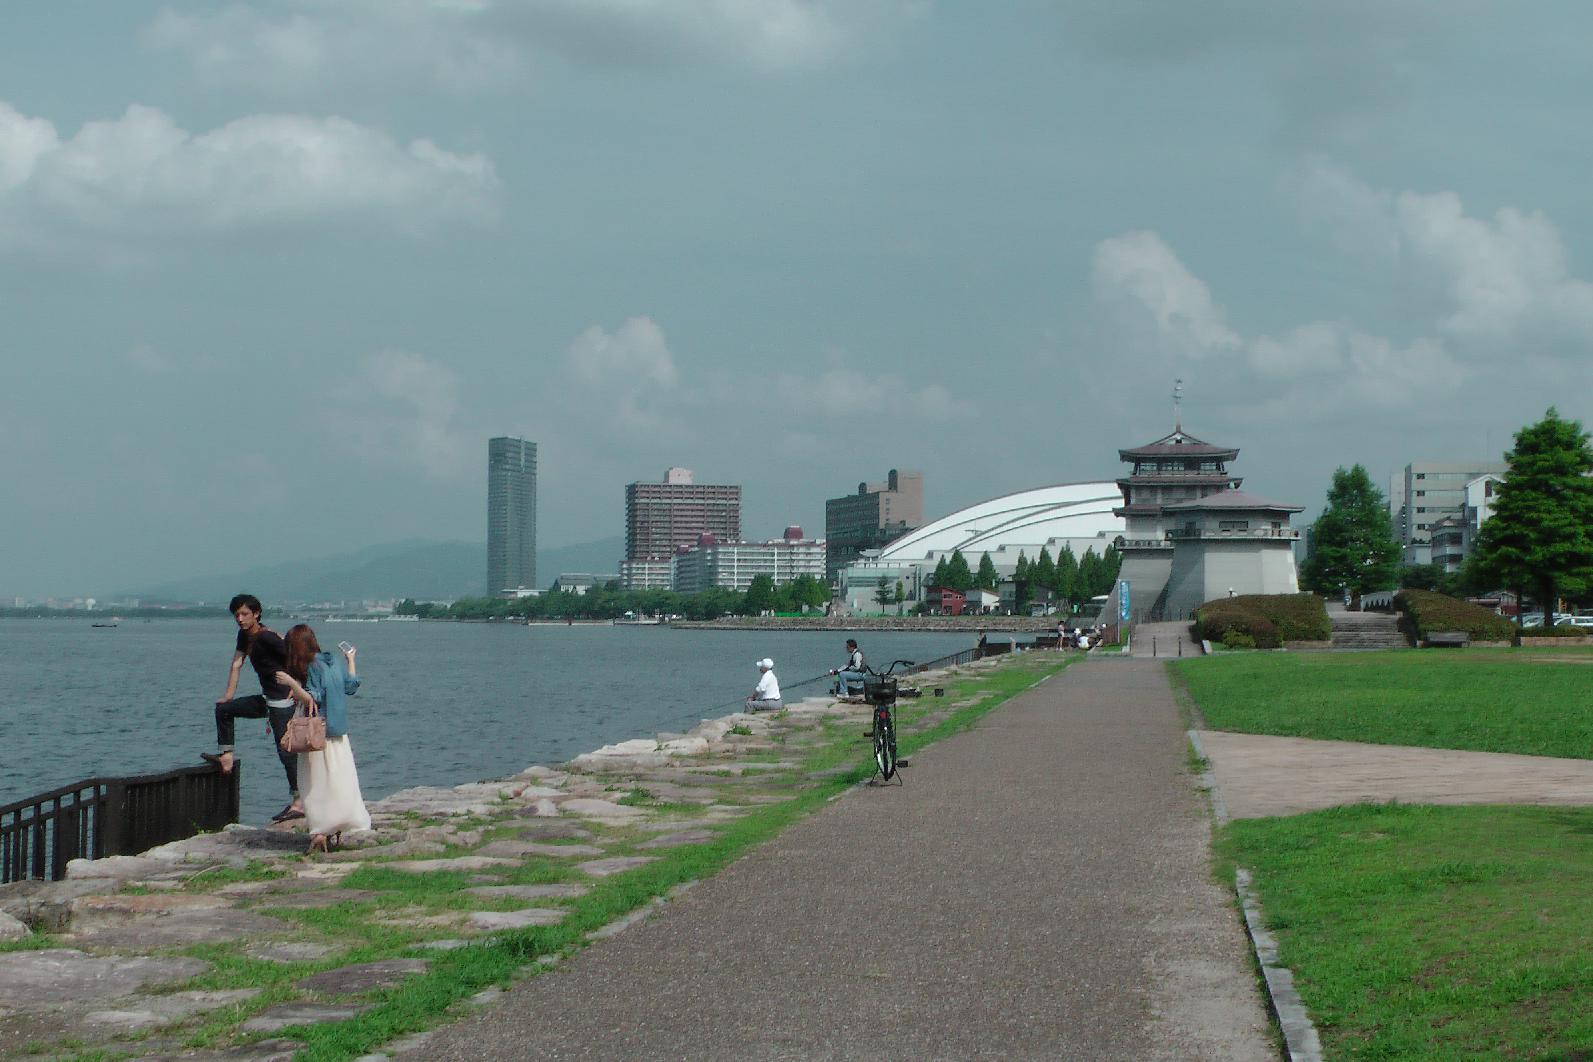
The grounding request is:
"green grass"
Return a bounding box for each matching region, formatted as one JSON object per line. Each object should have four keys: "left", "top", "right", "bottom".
{"left": 1217, "top": 804, "right": 1593, "bottom": 1060}
{"left": 1173, "top": 650, "right": 1593, "bottom": 758}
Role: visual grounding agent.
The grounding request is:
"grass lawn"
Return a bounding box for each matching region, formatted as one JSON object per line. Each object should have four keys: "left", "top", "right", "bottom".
{"left": 1173, "top": 650, "right": 1593, "bottom": 758}
{"left": 1217, "top": 803, "right": 1593, "bottom": 1061}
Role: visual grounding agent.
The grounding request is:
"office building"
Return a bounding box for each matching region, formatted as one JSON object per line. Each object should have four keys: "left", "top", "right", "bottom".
{"left": 622, "top": 467, "right": 741, "bottom": 589}
{"left": 671, "top": 527, "right": 827, "bottom": 595}
{"left": 824, "top": 469, "right": 924, "bottom": 581}
{"left": 487, "top": 436, "right": 537, "bottom": 595}
{"left": 1389, "top": 460, "right": 1508, "bottom": 565}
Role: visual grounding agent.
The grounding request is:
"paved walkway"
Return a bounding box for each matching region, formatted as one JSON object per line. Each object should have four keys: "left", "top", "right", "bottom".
{"left": 1197, "top": 730, "right": 1593, "bottom": 819}
{"left": 1130, "top": 621, "right": 1198, "bottom": 659}
{"left": 401, "top": 660, "right": 1273, "bottom": 1061}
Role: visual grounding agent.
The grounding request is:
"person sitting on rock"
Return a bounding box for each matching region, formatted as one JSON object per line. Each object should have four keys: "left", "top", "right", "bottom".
{"left": 829, "top": 638, "right": 866, "bottom": 700}
{"left": 744, "top": 658, "right": 782, "bottom": 712}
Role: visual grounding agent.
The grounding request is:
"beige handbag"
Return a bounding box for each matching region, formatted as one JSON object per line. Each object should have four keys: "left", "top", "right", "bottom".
{"left": 279, "top": 705, "right": 327, "bottom": 754}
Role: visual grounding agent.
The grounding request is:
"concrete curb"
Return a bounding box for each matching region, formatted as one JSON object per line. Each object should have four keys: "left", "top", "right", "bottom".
{"left": 1188, "top": 728, "right": 1324, "bottom": 1062}
{"left": 1235, "top": 869, "right": 1324, "bottom": 1062}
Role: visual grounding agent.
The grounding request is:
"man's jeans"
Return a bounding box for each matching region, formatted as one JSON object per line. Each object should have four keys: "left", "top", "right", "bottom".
{"left": 215, "top": 695, "right": 300, "bottom": 796}
{"left": 834, "top": 671, "right": 866, "bottom": 698}
{"left": 745, "top": 698, "right": 782, "bottom": 712}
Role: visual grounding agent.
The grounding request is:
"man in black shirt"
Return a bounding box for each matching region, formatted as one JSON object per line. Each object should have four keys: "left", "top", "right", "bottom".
{"left": 201, "top": 593, "right": 311, "bottom": 822}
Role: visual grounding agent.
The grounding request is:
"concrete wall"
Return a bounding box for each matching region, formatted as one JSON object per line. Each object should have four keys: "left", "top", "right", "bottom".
{"left": 1162, "top": 540, "right": 1300, "bottom": 619}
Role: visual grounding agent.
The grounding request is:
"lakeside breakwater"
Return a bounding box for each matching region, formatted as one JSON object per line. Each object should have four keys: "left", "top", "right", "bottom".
{"left": 0, "top": 653, "right": 1026, "bottom": 1060}
{"left": 675, "top": 616, "right": 1060, "bottom": 631}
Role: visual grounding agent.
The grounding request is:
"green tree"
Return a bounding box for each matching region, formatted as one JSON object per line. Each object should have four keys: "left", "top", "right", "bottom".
{"left": 894, "top": 580, "right": 906, "bottom": 616}
{"left": 1468, "top": 408, "right": 1593, "bottom": 621}
{"left": 946, "top": 550, "right": 973, "bottom": 592}
{"left": 931, "top": 556, "right": 950, "bottom": 589}
{"left": 1299, "top": 464, "right": 1400, "bottom": 603}
{"left": 1033, "top": 547, "right": 1056, "bottom": 592}
{"left": 788, "top": 574, "right": 829, "bottom": 611}
{"left": 873, "top": 576, "right": 894, "bottom": 611}
{"left": 744, "top": 573, "right": 776, "bottom": 614}
{"left": 1013, "top": 552, "right": 1032, "bottom": 614}
{"left": 1055, "top": 545, "right": 1078, "bottom": 602}
{"left": 975, "top": 552, "right": 999, "bottom": 591}
{"left": 1078, "top": 548, "right": 1102, "bottom": 599}
{"left": 1397, "top": 563, "right": 1444, "bottom": 591}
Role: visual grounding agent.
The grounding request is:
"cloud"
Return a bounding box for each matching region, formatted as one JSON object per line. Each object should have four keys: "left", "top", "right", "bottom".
{"left": 1295, "top": 160, "right": 1593, "bottom": 349}
{"left": 1090, "top": 231, "right": 1241, "bottom": 359}
{"left": 326, "top": 350, "right": 475, "bottom": 480}
{"left": 1088, "top": 227, "right": 1466, "bottom": 413}
{"left": 561, "top": 316, "right": 684, "bottom": 438}
{"left": 142, "top": 0, "right": 907, "bottom": 95}
{"left": 0, "top": 101, "right": 499, "bottom": 257}
{"left": 1060, "top": 1, "right": 1464, "bottom": 145}
{"left": 142, "top": 2, "right": 524, "bottom": 96}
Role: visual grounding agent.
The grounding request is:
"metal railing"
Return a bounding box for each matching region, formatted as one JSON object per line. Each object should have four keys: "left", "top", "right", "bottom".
{"left": 0, "top": 763, "right": 240, "bottom": 884}
{"left": 1164, "top": 527, "right": 1301, "bottom": 541}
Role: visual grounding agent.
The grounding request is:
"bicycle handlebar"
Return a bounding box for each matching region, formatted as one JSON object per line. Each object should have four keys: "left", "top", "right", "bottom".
{"left": 864, "top": 659, "right": 916, "bottom": 676}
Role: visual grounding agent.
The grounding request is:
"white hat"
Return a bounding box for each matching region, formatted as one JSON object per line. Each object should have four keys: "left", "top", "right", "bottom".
{"left": 757, "top": 657, "right": 773, "bottom": 669}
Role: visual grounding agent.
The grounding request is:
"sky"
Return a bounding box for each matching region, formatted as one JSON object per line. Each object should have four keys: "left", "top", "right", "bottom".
{"left": 6, "top": 1, "right": 1593, "bottom": 598}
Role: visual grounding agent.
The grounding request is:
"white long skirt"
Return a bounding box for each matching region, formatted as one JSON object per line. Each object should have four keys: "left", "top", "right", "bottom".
{"left": 299, "top": 735, "right": 372, "bottom": 837}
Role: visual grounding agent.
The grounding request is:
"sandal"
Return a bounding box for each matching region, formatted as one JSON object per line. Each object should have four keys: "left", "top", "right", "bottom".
{"left": 271, "top": 805, "right": 305, "bottom": 823}
{"left": 307, "top": 834, "right": 328, "bottom": 855}
{"left": 200, "top": 752, "right": 234, "bottom": 773}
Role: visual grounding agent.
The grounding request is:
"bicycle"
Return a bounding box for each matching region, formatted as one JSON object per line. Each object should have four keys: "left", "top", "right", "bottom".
{"left": 862, "top": 659, "right": 914, "bottom": 783}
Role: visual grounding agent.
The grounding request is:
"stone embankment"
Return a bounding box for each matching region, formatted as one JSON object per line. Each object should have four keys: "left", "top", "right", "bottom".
{"left": 673, "top": 615, "right": 1058, "bottom": 631}
{"left": 0, "top": 658, "right": 1004, "bottom": 1061}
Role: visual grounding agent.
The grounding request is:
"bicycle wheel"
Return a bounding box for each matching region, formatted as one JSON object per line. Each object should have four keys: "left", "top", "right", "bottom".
{"left": 873, "top": 708, "right": 897, "bottom": 780}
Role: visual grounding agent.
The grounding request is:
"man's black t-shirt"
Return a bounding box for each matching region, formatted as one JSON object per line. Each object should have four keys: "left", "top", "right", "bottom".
{"left": 236, "top": 627, "right": 290, "bottom": 701}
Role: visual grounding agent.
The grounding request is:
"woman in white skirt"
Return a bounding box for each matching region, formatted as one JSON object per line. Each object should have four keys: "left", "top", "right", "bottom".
{"left": 278, "top": 624, "right": 371, "bottom": 853}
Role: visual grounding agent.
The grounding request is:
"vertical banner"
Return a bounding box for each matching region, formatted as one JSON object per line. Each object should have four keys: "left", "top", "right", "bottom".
{"left": 1119, "top": 580, "right": 1131, "bottom": 622}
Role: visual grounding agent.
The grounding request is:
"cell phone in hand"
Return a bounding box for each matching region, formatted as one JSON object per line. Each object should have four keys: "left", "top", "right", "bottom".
{"left": 338, "top": 641, "right": 355, "bottom": 654}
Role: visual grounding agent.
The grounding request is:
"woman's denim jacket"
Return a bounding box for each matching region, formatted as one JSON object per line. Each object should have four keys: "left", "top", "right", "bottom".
{"left": 306, "top": 652, "right": 361, "bottom": 739}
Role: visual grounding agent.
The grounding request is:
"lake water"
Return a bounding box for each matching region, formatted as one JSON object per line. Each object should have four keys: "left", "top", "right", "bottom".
{"left": 0, "top": 618, "right": 974, "bottom": 825}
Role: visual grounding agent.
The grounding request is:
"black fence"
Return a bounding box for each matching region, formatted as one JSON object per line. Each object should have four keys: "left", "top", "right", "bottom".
{"left": 0, "top": 763, "right": 240, "bottom": 884}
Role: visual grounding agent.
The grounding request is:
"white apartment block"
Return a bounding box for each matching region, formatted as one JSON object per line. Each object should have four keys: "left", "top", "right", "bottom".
{"left": 1390, "top": 460, "right": 1507, "bottom": 566}
{"left": 620, "top": 558, "right": 673, "bottom": 591}
{"left": 671, "top": 529, "right": 826, "bottom": 595}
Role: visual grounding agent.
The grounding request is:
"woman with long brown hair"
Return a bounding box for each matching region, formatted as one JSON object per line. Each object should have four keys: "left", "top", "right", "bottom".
{"left": 275, "top": 623, "right": 371, "bottom": 852}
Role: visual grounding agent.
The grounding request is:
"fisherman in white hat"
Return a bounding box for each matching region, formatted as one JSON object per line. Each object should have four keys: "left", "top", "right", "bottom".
{"left": 744, "top": 658, "right": 782, "bottom": 712}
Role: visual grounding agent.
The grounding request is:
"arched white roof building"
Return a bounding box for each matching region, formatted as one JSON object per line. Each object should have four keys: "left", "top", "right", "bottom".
{"left": 877, "top": 481, "right": 1124, "bottom": 561}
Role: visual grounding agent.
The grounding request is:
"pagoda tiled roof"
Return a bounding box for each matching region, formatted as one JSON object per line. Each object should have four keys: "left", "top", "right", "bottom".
{"left": 1162, "top": 489, "right": 1303, "bottom": 513}
{"left": 1119, "top": 428, "right": 1238, "bottom": 460}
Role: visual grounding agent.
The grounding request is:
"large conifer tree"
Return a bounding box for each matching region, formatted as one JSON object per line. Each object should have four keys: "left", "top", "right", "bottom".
{"left": 1300, "top": 464, "right": 1400, "bottom": 602}
{"left": 1467, "top": 408, "right": 1593, "bottom": 620}
{"left": 975, "top": 552, "right": 999, "bottom": 591}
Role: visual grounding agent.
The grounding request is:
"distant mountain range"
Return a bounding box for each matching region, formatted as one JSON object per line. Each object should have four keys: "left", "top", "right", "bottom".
{"left": 122, "top": 536, "right": 626, "bottom": 604}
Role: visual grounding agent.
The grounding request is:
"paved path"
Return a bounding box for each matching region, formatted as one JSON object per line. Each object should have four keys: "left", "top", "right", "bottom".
{"left": 1130, "top": 622, "right": 1198, "bottom": 659}
{"left": 1197, "top": 730, "right": 1593, "bottom": 819}
{"left": 402, "top": 660, "right": 1273, "bottom": 1061}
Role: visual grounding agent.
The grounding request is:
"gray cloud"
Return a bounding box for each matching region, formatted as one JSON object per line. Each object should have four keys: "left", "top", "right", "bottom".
{"left": 142, "top": 0, "right": 910, "bottom": 97}
{"left": 0, "top": 101, "right": 499, "bottom": 259}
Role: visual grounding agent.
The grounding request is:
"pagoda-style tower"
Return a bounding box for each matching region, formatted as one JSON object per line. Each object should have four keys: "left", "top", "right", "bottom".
{"left": 1110, "top": 427, "right": 1242, "bottom": 622}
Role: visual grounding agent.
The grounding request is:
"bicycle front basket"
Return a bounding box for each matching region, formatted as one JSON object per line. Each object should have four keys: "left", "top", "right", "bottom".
{"left": 862, "top": 675, "right": 898, "bottom": 705}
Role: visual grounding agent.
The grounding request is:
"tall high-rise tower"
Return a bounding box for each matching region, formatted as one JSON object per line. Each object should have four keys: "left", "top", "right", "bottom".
{"left": 487, "top": 437, "right": 537, "bottom": 594}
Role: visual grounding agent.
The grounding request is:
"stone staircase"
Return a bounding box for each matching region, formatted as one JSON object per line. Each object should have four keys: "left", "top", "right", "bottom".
{"left": 1330, "top": 610, "right": 1411, "bottom": 650}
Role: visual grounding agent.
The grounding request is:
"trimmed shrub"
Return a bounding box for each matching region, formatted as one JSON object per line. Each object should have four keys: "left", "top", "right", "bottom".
{"left": 1222, "top": 631, "right": 1257, "bottom": 650}
{"left": 1194, "top": 592, "right": 1330, "bottom": 648}
{"left": 1524, "top": 623, "right": 1590, "bottom": 638}
{"left": 1394, "top": 589, "right": 1517, "bottom": 641}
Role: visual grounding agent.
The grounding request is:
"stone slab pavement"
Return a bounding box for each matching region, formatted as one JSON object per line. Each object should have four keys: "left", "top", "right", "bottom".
{"left": 1130, "top": 622, "right": 1199, "bottom": 659}
{"left": 1197, "top": 730, "right": 1593, "bottom": 819}
{"left": 399, "top": 659, "right": 1273, "bottom": 1061}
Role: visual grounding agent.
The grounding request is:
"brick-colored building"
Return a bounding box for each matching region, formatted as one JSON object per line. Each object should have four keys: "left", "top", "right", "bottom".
{"left": 623, "top": 467, "right": 741, "bottom": 589}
